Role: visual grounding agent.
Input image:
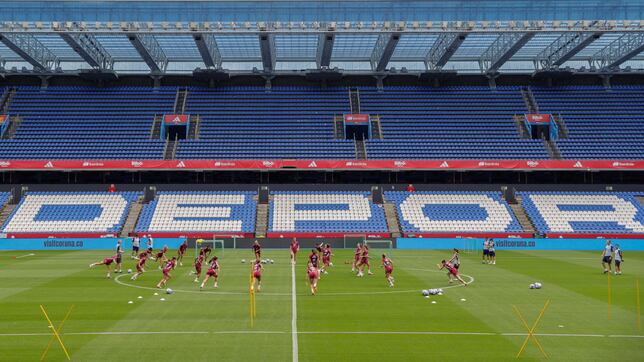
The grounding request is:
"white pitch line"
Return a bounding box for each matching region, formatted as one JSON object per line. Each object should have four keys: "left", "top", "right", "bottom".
{"left": 291, "top": 262, "right": 299, "bottom": 362}
{"left": 1, "top": 330, "right": 642, "bottom": 339}
{"left": 500, "top": 333, "right": 605, "bottom": 338}
{"left": 298, "top": 331, "right": 496, "bottom": 336}
{"left": 15, "top": 253, "right": 35, "bottom": 259}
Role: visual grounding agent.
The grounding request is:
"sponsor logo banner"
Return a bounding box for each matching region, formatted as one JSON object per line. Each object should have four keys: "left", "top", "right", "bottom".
{"left": 397, "top": 237, "right": 644, "bottom": 250}
{"left": 525, "top": 114, "right": 551, "bottom": 124}
{"left": 163, "top": 114, "right": 189, "bottom": 125}
{"left": 343, "top": 114, "right": 370, "bottom": 123}
{"left": 0, "top": 237, "right": 186, "bottom": 250}
{"left": 0, "top": 159, "right": 642, "bottom": 171}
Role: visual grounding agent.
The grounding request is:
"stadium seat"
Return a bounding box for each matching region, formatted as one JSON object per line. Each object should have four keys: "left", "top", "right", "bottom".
{"left": 136, "top": 191, "right": 256, "bottom": 233}
{"left": 531, "top": 86, "right": 644, "bottom": 159}
{"left": 386, "top": 191, "right": 523, "bottom": 233}
{"left": 1, "top": 192, "right": 140, "bottom": 233}
{"left": 361, "top": 86, "right": 550, "bottom": 159}
{"left": 519, "top": 191, "right": 644, "bottom": 233}
{"left": 0, "top": 86, "right": 173, "bottom": 159}
{"left": 269, "top": 191, "right": 387, "bottom": 232}
{"left": 176, "top": 86, "right": 355, "bottom": 159}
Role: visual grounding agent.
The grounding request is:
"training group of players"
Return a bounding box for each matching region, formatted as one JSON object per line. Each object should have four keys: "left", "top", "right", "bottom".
{"left": 89, "top": 236, "right": 476, "bottom": 295}
{"left": 89, "top": 236, "right": 627, "bottom": 295}
{"left": 88, "top": 237, "right": 402, "bottom": 295}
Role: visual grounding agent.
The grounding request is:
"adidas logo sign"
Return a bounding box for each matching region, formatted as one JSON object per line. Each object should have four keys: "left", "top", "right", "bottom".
{"left": 308, "top": 161, "right": 317, "bottom": 168}
{"left": 44, "top": 162, "right": 54, "bottom": 168}
{"left": 439, "top": 161, "right": 449, "bottom": 168}
{"left": 573, "top": 161, "right": 583, "bottom": 168}
{"left": 172, "top": 116, "right": 182, "bottom": 123}
{"left": 176, "top": 161, "right": 186, "bottom": 168}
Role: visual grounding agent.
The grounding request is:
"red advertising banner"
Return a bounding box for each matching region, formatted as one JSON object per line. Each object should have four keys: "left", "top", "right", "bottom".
{"left": 525, "top": 114, "right": 551, "bottom": 124}
{"left": 163, "top": 114, "right": 189, "bottom": 125}
{"left": 0, "top": 159, "right": 642, "bottom": 171}
{"left": 343, "top": 114, "right": 370, "bottom": 123}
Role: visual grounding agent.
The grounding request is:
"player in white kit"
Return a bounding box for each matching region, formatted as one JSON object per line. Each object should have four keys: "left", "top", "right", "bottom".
{"left": 601, "top": 240, "right": 614, "bottom": 274}
{"left": 613, "top": 244, "right": 623, "bottom": 275}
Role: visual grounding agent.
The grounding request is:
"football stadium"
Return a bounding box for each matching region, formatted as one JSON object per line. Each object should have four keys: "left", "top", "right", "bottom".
{"left": 1, "top": 1, "right": 644, "bottom": 361}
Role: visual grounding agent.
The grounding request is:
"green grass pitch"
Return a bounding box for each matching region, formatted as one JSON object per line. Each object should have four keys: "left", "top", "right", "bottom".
{"left": 1, "top": 249, "right": 643, "bottom": 361}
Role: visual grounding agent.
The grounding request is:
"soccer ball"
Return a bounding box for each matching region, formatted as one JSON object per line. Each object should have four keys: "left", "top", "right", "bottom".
{"left": 165, "top": 288, "right": 173, "bottom": 294}
{"left": 437, "top": 288, "right": 444, "bottom": 293}
{"left": 534, "top": 282, "right": 542, "bottom": 289}
{"left": 127, "top": 268, "right": 132, "bottom": 274}
{"left": 241, "top": 259, "right": 246, "bottom": 263}
{"left": 422, "top": 289, "right": 430, "bottom": 296}
{"left": 270, "top": 259, "right": 274, "bottom": 264}
{"left": 529, "top": 283, "right": 536, "bottom": 289}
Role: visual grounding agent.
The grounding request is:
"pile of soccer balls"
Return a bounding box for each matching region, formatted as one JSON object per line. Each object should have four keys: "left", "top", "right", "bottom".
{"left": 529, "top": 282, "right": 543, "bottom": 289}
{"left": 422, "top": 288, "right": 444, "bottom": 297}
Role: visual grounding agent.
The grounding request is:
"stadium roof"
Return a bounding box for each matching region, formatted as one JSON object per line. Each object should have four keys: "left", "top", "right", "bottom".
{"left": 0, "top": 1, "right": 643, "bottom": 76}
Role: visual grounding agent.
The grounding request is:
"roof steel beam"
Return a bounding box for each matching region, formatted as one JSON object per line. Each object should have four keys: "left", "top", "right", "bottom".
{"left": 425, "top": 33, "right": 467, "bottom": 70}
{"left": 193, "top": 33, "right": 222, "bottom": 69}
{"left": 0, "top": 33, "right": 59, "bottom": 71}
{"left": 479, "top": 32, "right": 535, "bottom": 73}
{"left": 127, "top": 33, "right": 168, "bottom": 73}
{"left": 590, "top": 32, "right": 644, "bottom": 69}
{"left": 536, "top": 32, "right": 602, "bottom": 69}
{"left": 59, "top": 32, "right": 113, "bottom": 69}
{"left": 370, "top": 33, "right": 401, "bottom": 72}
{"left": 316, "top": 33, "right": 335, "bottom": 68}
{"left": 259, "top": 33, "right": 275, "bottom": 71}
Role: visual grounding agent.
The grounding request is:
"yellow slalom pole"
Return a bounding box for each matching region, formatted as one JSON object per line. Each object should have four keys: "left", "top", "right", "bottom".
{"left": 637, "top": 279, "right": 641, "bottom": 331}
{"left": 608, "top": 272, "right": 612, "bottom": 320}
{"left": 40, "top": 304, "right": 74, "bottom": 361}
{"left": 39, "top": 305, "right": 71, "bottom": 361}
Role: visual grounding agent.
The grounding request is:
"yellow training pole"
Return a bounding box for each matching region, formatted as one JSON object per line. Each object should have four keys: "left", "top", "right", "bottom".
{"left": 608, "top": 272, "right": 612, "bottom": 320}
{"left": 40, "top": 304, "right": 74, "bottom": 361}
{"left": 39, "top": 305, "right": 71, "bottom": 361}
{"left": 637, "top": 279, "right": 641, "bottom": 331}
{"left": 512, "top": 305, "right": 533, "bottom": 358}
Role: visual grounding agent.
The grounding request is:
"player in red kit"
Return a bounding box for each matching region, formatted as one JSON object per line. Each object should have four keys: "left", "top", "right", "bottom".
{"left": 200, "top": 256, "right": 220, "bottom": 289}
{"left": 290, "top": 238, "right": 300, "bottom": 264}
{"left": 177, "top": 240, "right": 188, "bottom": 266}
{"left": 381, "top": 254, "right": 394, "bottom": 287}
{"left": 157, "top": 256, "right": 177, "bottom": 288}
{"left": 199, "top": 245, "right": 212, "bottom": 258}
{"left": 308, "top": 249, "right": 321, "bottom": 279}
{"left": 438, "top": 260, "right": 468, "bottom": 286}
{"left": 155, "top": 246, "right": 169, "bottom": 269}
{"left": 193, "top": 253, "right": 205, "bottom": 282}
{"left": 351, "top": 242, "right": 362, "bottom": 272}
{"left": 130, "top": 252, "right": 148, "bottom": 280}
{"left": 89, "top": 254, "right": 118, "bottom": 278}
{"left": 252, "top": 240, "right": 262, "bottom": 261}
{"left": 251, "top": 259, "right": 263, "bottom": 292}
{"left": 357, "top": 243, "right": 373, "bottom": 277}
{"left": 321, "top": 244, "right": 333, "bottom": 274}
{"left": 307, "top": 262, "right": 319, "bottom": 295}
